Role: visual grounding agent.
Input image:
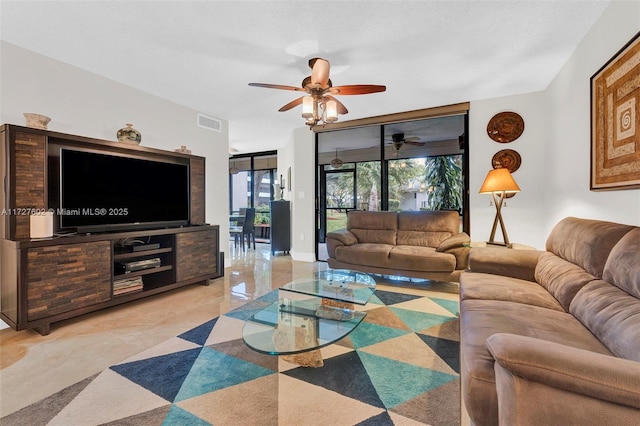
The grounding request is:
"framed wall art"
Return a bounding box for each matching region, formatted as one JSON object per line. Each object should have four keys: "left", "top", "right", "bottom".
{"left": 591, "top": 31, "right": 640, "bottom": 191}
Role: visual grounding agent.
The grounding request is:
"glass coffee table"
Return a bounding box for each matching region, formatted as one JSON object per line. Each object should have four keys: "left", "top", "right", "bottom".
{"left": 242, "top": 270, "right": 376, "bottom": 362}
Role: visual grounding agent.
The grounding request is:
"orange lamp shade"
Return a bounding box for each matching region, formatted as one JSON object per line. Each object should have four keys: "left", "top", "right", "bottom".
{"left": 479, "top": 168, "right": 521, "bottom": 194}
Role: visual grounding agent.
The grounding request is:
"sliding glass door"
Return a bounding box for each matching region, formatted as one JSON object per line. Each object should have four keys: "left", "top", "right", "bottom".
{"left": 319, "top": 165, "right": 356, "bottom": 242}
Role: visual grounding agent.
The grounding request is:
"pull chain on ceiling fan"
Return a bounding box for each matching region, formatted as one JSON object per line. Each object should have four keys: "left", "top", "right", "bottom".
{"left": 249, "top": 58, "right": 386, "bottom": 128}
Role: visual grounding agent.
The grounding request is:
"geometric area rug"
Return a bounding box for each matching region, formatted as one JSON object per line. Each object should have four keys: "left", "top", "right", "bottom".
{"left": 1, "top": 283, "right": 460, "bottom": 426}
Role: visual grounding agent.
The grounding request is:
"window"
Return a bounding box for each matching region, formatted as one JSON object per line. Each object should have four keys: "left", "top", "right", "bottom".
{"left": 316, "top": 113, "right": 468, "bottom": 260}
{"left": 229, "top": 152, "right": 277, "bottom": 221}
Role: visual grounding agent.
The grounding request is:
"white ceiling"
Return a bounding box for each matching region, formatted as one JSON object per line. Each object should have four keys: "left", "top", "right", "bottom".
{"left": 0, "top": 1, "right": 610, "bottom": 154}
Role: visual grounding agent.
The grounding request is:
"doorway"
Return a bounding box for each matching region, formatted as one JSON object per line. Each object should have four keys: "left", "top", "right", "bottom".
{"left": 319, "top": 165, "right": 357, "bottom": 245}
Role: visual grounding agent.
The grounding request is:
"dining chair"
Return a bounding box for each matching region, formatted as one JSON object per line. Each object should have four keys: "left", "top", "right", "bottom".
{"left": 229, "top": 208, "right": 255, "bottom": 250}
{"left": 236, "top": 207, "right": 247, "bottom": 226}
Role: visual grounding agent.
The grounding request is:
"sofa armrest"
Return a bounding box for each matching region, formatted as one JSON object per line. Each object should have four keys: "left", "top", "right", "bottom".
{"left": 487, "top": 333, "right": 640, "bottom": 417}
{"left": 436, "top": 232, "right": 470, "bottom": 252}
{"left": 468, "top": 247, "right": 542, "bottom": 282}
{"left": 436, "top": 232, "right": 471, "bottom": 269}
{"left": 325, "top": 229, "right": 358, "bottom": 258}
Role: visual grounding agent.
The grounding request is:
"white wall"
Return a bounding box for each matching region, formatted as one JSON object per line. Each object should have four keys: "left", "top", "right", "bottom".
{"left": 543, "top": 0, "right": 640, "bottom": 233}
{"left": 469, "top": 91, "right": 547, "bottom": 248}
{"left": 287, "top": 127, "right": 316, "bottom": 261}
{"left": 469, "top": 1, "right": 640, "bottom": 248}
{"left": 0, "top": 41, "right": 231, "bottom": 268}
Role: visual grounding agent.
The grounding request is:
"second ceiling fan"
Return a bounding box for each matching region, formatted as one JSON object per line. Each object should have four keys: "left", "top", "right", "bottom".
{"left": 387, "top": 132, "right": 426, "bottom": 152}
{"left": 249, "top": 58, "right": 386, "bottom": 127}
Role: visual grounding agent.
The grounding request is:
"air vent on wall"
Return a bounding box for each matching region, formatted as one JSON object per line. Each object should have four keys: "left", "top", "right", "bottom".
{"left": 197, "top": 113, "right": 222, "bottom": 132}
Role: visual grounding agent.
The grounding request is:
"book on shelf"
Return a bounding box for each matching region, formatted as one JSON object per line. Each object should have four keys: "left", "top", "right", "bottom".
{"left": 114, "top": 285, "right": 143, "bottom": 296}
{"left": 114, "top": 276, "right": 144, "bottom": 295}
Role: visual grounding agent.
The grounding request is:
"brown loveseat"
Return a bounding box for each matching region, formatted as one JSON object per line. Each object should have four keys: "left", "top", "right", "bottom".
{"left": 326, "top": 210, "right": 470, "bottom": 282}
{"left": 459, "top": 217, "right": 640, "bottom": 425}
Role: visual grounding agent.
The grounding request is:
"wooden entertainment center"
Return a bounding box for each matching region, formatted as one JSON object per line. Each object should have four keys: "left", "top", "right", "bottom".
{"left": 0, "top": 124, "right": 222, "bottom": 335}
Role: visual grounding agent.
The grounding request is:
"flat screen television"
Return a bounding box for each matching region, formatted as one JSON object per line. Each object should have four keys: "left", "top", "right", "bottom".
{"left": 58, "top": 148, "right": 190, "bottom": 233}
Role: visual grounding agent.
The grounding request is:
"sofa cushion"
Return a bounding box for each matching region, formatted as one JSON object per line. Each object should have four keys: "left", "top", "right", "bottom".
{"left": 570, "top": 280, "right": 640, "bottom": 362}
{"left": 468, "top": 247, "right": 541, "bottom": 282}
{"left": 602, "top": 227, "right": 640, "bottom": 299}
{"left": 351, "top": 229, "right": 397, "bottom": 245}
{"left": 388, "top": 245, "right": 455, "bottom": 272}
{"left": 460, "top": 271, "right": 564, "bottom": 311}
{"left": 545, "top": 217, "right": 635, "bottom": 278}
{"left": 568, "top": 228, "right": 640, "bottom": 362}
{"left": 460, "top": 299, "right": 612, "bottom": 426}
{"left": 396, "top": 210, "right": 459, "bottom": 247}
{"left": 348, "top": 211, "right": 397, "bottom": 245}
{"left": 334, "top": 243, "right": 394, "bottom": 268}
{"left": 534, "top": 252, "right": 598, "bottom": 311}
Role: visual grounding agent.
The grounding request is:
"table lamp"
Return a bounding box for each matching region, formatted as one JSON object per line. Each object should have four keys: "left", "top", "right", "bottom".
{"left": 479, "top": 167, "right": 520, "bottom": 247}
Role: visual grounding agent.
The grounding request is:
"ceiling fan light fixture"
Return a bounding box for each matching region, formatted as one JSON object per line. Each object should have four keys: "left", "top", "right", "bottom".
{"left": 301, "top": 96, "right": 314, "bottom": 119}
{"left": 325, "top": 99, "right": 338, "bottom": 122}
{"left": 330, "top": 148, "right": 343, "bottom": 168}
{"left": 229, "top": 159, "right": 239, "bottom": 175}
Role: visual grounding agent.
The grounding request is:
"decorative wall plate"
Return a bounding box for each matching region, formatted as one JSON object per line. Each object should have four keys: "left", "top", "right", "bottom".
{"left": 487, "top": 111, "right": 524, "bottom": 143}
{"left": 492, "top": 149, "right": 522, "bottom": 173}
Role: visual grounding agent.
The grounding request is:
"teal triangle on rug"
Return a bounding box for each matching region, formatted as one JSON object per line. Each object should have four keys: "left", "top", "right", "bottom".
{"left": 174, "top": 347, "right": 275, "bottom": 402}
{"left": 163, "top": 404, "right": 212, "bottom": 426}
{"left": 357, "top": 351, "right": 458, "bottom": 409}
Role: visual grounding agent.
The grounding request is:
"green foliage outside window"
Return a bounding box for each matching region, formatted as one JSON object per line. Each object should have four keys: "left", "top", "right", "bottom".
{"left": 255, "top": 204, "right": 270, "bottom": 224}
{"left": 325, "top": 155, "right": 463, "bottom": 216}
{"left": 386, "top": 160, "right": 423, "bottom": 211}
{"left": 424, "top": 155, "right": 463, "bottom": 211}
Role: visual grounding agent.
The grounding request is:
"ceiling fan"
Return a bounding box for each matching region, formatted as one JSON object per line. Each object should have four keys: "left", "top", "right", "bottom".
{"left": 249, "top": 58, "right": 386, "bottom": 127}
{"left": 387, "top": 132, "right": 426, "bottom": 151}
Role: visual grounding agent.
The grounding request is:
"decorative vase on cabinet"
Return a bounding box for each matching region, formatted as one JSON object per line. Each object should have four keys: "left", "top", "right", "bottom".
{"left": 117, "top": 124, "right": 142, "bottom": 144}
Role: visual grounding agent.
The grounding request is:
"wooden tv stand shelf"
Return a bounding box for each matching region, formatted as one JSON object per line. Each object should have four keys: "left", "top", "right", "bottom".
{"left": 0, "top": 124, "right": 222, "bottom": 335}
{"left": 1, "top": 226, "right": 220, "bottom": 335}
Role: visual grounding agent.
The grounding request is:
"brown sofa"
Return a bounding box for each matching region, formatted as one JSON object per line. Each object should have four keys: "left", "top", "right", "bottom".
{"left": 459, "top": 217, "right": 640, "bottom": 425}
{"left": 325, "top": 210, "right": 470, "bottom": 282}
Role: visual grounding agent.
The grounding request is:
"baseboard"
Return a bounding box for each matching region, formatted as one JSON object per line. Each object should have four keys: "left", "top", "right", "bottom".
{"left": 290, "top": 251, "right": 316, "bottom": 262}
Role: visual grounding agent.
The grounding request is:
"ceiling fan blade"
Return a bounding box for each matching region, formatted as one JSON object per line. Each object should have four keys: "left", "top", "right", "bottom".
{"left": 310, "top": 58, "right": 330, "bottom": 88}
{"left": 248, "top": 83, "right": 305, "bottom": 92}
{"left": 278, "top": 96, "right": 305, "bottom": 112}
{"left": 405, "top": 136, "right": 421, "bottom": 142}
{"left": 329, "top": 85, "right": 386, "bottom": 95}
{"left": 325, "top": 95, "right": 349, "bottom": 115}
{"left": 405, "top": 140, "right": 426, "bottom": 146}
